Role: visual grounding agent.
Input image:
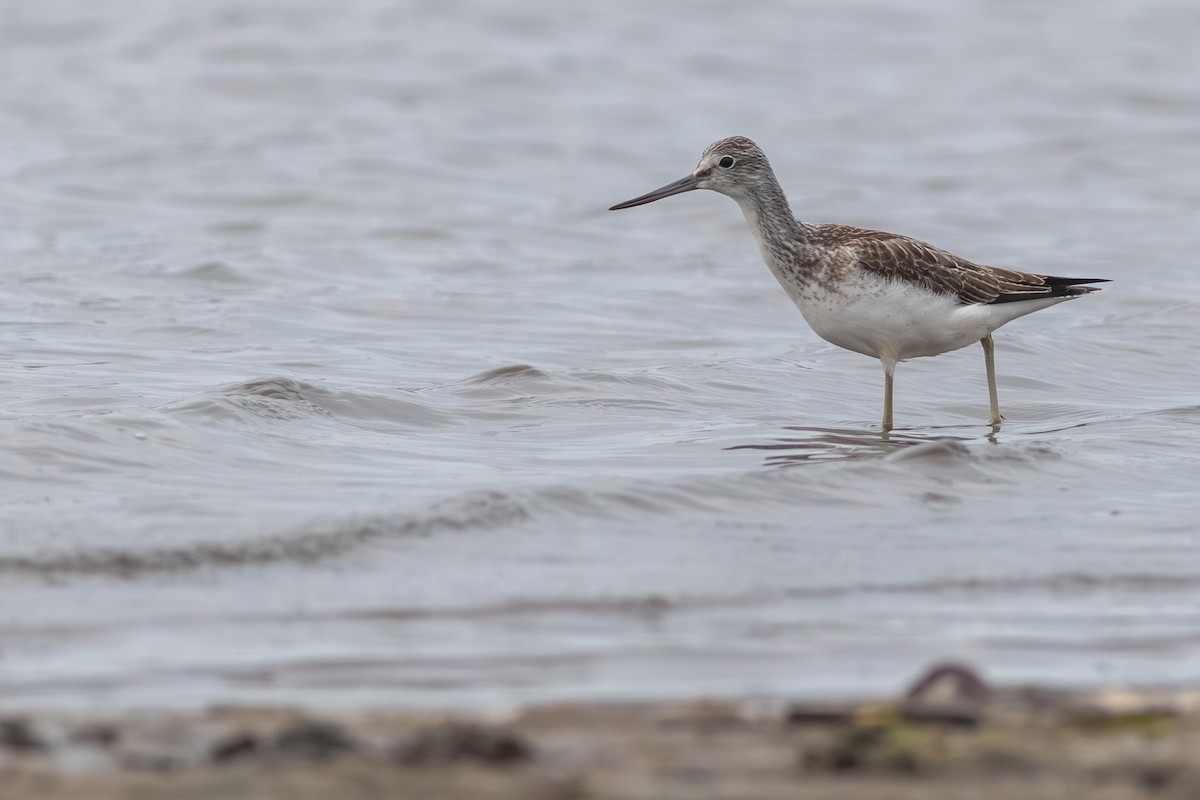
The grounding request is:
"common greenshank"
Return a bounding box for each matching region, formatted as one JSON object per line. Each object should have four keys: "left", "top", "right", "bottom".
{"left": 610, "top": 136, "right": 1107, "bottom": 430}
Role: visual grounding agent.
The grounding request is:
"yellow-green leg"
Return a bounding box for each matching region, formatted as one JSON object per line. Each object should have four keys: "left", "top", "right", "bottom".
{"left": 882, "top": 360, "right": 895, "bottom": 432}
{"left": 980, "top": 334, "right": 1001, "bottom": 426}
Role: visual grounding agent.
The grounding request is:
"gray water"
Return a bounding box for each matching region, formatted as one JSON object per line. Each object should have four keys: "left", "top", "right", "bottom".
{"left": 1, "top": 0, "right": 1199, "bottom": 712}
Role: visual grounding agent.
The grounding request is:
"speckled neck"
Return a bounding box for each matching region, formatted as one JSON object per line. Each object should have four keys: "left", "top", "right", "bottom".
{"left": 734, "top": 173, "right": 819, "bottom": 282}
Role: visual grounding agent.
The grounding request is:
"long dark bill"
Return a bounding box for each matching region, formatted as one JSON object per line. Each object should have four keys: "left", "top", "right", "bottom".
{"left": 609, "top": 175, "right": 698, "bottom": 210}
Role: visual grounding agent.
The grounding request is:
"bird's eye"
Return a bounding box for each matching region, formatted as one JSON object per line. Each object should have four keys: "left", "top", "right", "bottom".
{"left": 718, "top": 156, "right": 736, "bottom": 169}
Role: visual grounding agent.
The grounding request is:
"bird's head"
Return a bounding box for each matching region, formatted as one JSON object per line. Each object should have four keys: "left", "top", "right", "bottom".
{"left": 609, "top": 136, "right": 772, "bottom": 210}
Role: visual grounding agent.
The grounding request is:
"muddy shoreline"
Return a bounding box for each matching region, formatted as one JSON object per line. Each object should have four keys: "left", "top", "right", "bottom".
{"left": 4, "top": 668, "right": 1199, "bottom": 799}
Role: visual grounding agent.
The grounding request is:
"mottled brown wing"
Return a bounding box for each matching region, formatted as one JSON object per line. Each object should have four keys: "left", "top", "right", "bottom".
{"left": 841, "top": 231, "right": 1057, "bottom": 306}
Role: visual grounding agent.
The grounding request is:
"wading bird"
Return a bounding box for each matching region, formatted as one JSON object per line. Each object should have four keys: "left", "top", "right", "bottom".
{"left": 610, "top": 136, "right": 1107, "bottom": 430}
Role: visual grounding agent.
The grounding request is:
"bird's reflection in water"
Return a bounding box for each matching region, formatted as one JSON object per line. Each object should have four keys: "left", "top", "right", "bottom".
{"left": 726, "top": 425, "right": 981, "bottom": 468}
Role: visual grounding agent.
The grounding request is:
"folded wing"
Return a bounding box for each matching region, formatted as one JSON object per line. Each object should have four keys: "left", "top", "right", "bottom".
{"left": 830, "top": 228, "right": 1108, "bottom": 305}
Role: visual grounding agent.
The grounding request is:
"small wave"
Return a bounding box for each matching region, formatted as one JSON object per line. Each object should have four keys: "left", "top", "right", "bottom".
{"left": 0, "top": 491, "right": 526, "bottom": 577}
{"left": 886, "top": 438, "right": 973, "bottom": 461}
{"left": 164, "top": 377, "right": 334, "bottom": 421}
{"left": 1146, "top": 404, "right": 1200, "bottom": 426}
{"left": 447, "top": 365, "right": 570, "bottom": 401}
{"left": 168, "top": 260, "right": 257, "bottom": 284}
{"left": 461, "top": 364, "right": 551, "bottom": 384}
{"left": 442, "top": 364, "right": 693, "bottom": 412}
{"left": 162, "top": 377, "right": 459, "bottom": 427}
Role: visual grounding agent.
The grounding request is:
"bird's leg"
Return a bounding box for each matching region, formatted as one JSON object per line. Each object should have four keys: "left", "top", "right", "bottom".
{"left": 881, "top": 359, "right": 895, "bottom": 432}
{"left": 980, "top": 334, "right": 1002, "bottom": 427}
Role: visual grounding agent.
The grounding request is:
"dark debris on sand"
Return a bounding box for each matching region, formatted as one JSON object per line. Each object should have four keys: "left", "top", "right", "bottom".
{"left": 3, "top": 666, "right": 1200, "bottom": 799}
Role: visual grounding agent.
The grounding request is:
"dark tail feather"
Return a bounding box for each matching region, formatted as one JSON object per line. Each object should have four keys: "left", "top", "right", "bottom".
{"left": 991, "top": 276, "right": 1109, "bottom": 304}
{"left": 1042, "top": 276, "right": 1111, "bottom": 287}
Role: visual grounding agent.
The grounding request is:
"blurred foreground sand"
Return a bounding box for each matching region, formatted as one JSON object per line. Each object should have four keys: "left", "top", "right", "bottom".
{"left": 4, "top": 670, "right": 1199, "bottom": 799}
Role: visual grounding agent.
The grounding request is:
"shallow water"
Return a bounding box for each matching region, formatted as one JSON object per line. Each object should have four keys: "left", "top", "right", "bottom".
{"left": 1, "top": 0, "right": 1199, "bottom": 711}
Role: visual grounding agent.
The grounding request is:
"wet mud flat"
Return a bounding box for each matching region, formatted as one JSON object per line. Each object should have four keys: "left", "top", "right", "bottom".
{"left": 4, "top": 671, "right": 1200, "bottom": 799}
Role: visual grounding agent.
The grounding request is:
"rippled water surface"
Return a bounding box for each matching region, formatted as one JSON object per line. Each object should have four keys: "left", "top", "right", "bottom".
{"left": 2, "top": 0, "right": 1199, "bottom": 710}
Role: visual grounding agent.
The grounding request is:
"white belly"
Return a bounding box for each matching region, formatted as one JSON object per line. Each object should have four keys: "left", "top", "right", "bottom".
{"left": 774, "top": 272, "right": 1070, "bottom": 363}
